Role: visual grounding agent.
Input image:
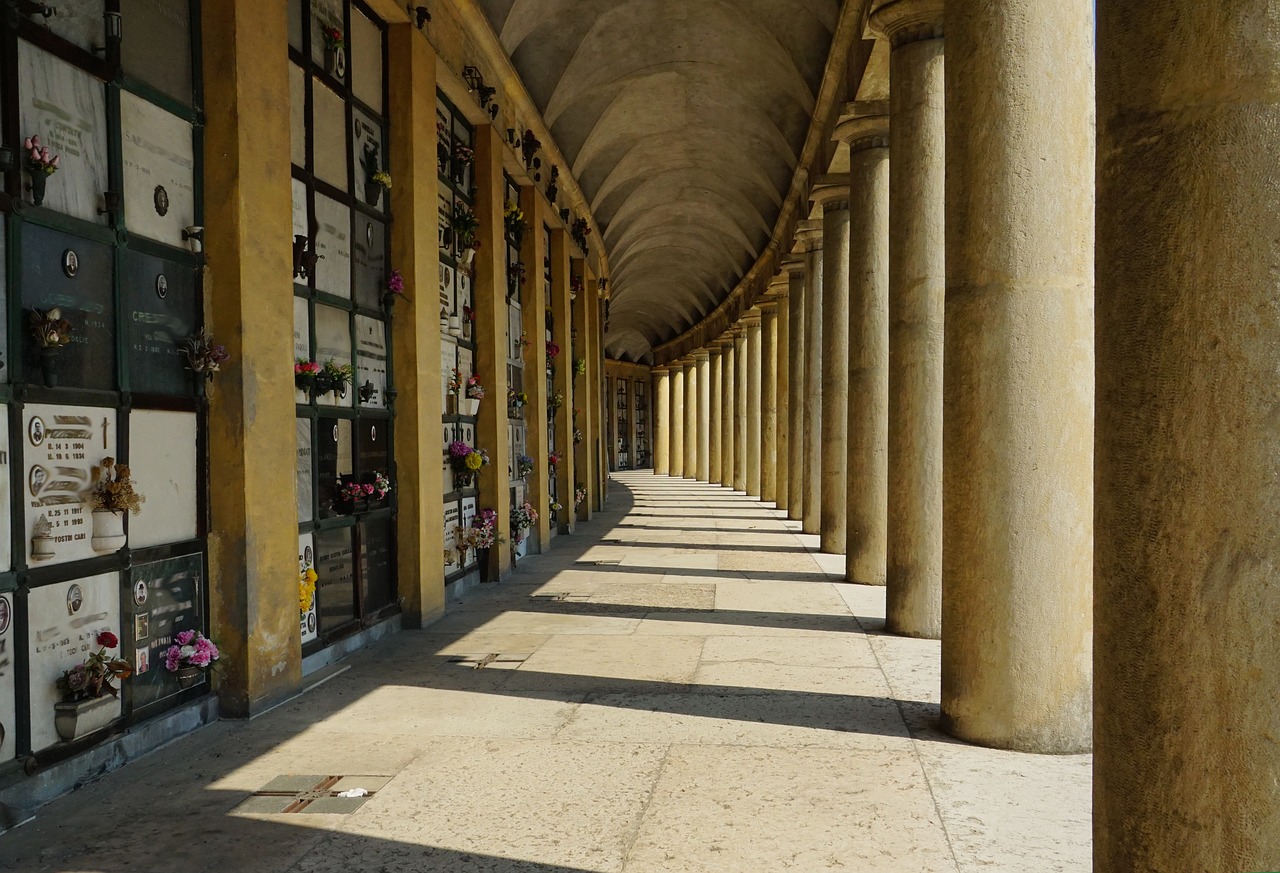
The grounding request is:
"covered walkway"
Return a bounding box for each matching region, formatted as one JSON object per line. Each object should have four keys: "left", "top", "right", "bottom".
{"left": 0, "top": 472, "right": 1088, "bottom": 872}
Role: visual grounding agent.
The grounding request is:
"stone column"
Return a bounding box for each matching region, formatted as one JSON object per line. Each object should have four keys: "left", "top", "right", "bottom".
{"left": 814, "top": 184, "right": 851, "bottom": 554}
{"left": 799, "top": 223, "right": 824, "bottom": 535}
{"left": 708, "top": 347, "right": 723, "bottom": 483}
{"left": 669, "top": 363, "right": 686, "bottom": 479}
{"left": 683, "top": 357, "right": 698, "bottom": 479}
{"left": 774, "top": 283, "right": 791, "bottom": 512}
{"left": 550, "top": 232, "right": 576, "bottom": 533}
{"left": 518, "top": 183, "right": 552, "bottom": 551}
{"left": 834, "top": 103, "right": 890, "bottom": 586}
{"left": 695, "top": 350, "right": 711, "bottom": 481}
{"left": 744, "top": 310, "right": 763, "bottom": 497}
{"left": 720, "top": 334, "right": 737, "bottom": 489}
{"left": 733, "top": 329, "right": 748, "bottom": 491}
{"left": 941, "top": 0, "right": 1093, "bottom": 753}
{"left": 785, "top": 262, "right": 806, "bottom": 520}
{"left": 1095, "top": 5, "right": 1280, "bottom": 869}
{"left": 653, "top": 367, "right": 671, "bottom": 476}
{"left": 873, "top": 4, "right": 945, "bottom": 631}
{"left": 759, "top": 300, "right": 779, "bottom": 503}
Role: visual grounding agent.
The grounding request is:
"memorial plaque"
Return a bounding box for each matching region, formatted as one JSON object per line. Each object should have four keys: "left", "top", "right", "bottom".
{"left": 28, "top": 573, "right": 121, "bottom": 750}
{"left": 20, "top": 224, "right": 115, "bottom": 391}
{"left": 0, "top": 408, "right": 10, "bottom": 573}
{"left": 288, "top": 0, "right": 304, "bottom": 50}
{"left": 461, "top": 497, "right": 477, "bottom": 568}
{"left": 314, "top": 527, "right": 355, "bottom": 634}
{"left": 24, "top": 405, "right": 118, "bottom": 567}
{"left": 123, "top": 250, "right": 196, "bottom": 394}
{"left": 349, "top": 11, "right": 383, "bottom": 114}
{"left": 290, "top": 63, "right": 307, "bottom": 168}
{"left": 309, "top": 0, "right": 344, "bottom": 68}
{"left": 294, "top": 295, "right": 311, "bottom": 403}
{"left": 128, "top": 411, "right": 198, "bottom": 549}
{"left": 359, "top": 517, "right": 393, "bottom": 612}
{"left": 0, "top": 593, "right": 15, "bottom": 760}
{"left": 440, "top": 338, "right": 457, "bottom": 411}
{"left": 129, "top": 554, "right": 202, "bottom": 709}
{"left": 442, "top": 501, "right": 459, "bottom": 554}
{"left": 121, "top": 92, "right": 195, "bottom": 245}
{"left": 355, "top": 418, "right": 389, "bottom": 477}
{"left": 19, "top": 41, "right": 109, "bottom": 223}
{"left": 299, "top": 533, "right": 318, "bottom": 644}
{"left": 314, "top": 303, "right": 352, "bottom": 407}
{"left": 352, "top": 217, "right": 386, "bottom": 310}
{"left": 121, "top": 0, "right": 194, "bottom": 104}
{"left": 313, "top": 81, "right": 348, "bottom": 191}
{"left": 315, "top": 417, "right": 352, "bottom": 517}
{"left": 313, "top": 194, "right": 352, "bottom": 299}
{"left": 296, "top": 419, "right": 314, "bottom": 523}
{"left": 292, "top": 178, "right": 309, "bottom": 240}
{"left": 352, "top": 110, "right": 385, "bottom": 215}
{"left": 354, "top": 315, "right": 386, "bottom": 410}
{"left": 0, "top": 217, "right": 8, "bottom": 368}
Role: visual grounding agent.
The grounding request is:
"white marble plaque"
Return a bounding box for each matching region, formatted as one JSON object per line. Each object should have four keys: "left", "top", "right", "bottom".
{"left": 128, "top": 411, "right": 198, "bottom": 549}
{"left": 508, "top": 303, "right": 523, "bottom": 361}
{"left": 294, "top": 295, "right": 311, "bottom": 403}
{"left": 292, "top": 177, "right": 308, "bottom": 240}
{"left": 352, "top": 109, "right": 384, "bottom": 214}
{"left": 288, "top": 0, "right": 304, "bottom": 49}
{"left": 29, "top": 573, "right": 122, "bottom": 751}
{"left": 0, "top": 593, "right": 15, "bottom": 761}
{"left": 24, "top": 405, "right": 117, "bottom": 567}
{"left": 440, "top": 338, "right": 457, "bottom": 411}
{"left": 355, "top": 315, "right": 387, "bottom": 409}
{"left": 121, "top": 92, "right": 195, "bottom": 246}
{"left": 313, "top": 194, "right": 352, "bottom": 299}
{"left": 443, "top": 502, "right": 459, "bottom": 554}
{"left": 19, "top": 41, "right": 109, "bottom": 224}
{"left": 309, "top": 0, "right": 344, "bottom": 67}
{"left": 350, "top": 10, "right": 383, "bottom": 114}
{"left": 296, "top": 419, "right": 313, "bottom": 523}
{"left": 299, "top": 533, "right": 317, "bottom": 644}
{"left": 0, "top": 408, "right": 10, "bottom": 573}
{"left": 314, "top": 304, "right": 352, "bottom": 408}
{"left": 459, "top": 347, "right": 474, "bottom": 386}
{"left": 290, "top": 62, "right": 307, "bottom": 168}
{"left": 461, "top": 497, "right": 478, "bottom": 567}
{"left": 313, "top": 81, "right": 348, "bottom": 191}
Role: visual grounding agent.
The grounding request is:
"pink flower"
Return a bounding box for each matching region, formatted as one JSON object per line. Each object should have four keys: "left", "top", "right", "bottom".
{"left": 362, "top": 484, "right": 375, "bottom": 495}
{"left": 175, "top": 629, "right": 196, "bottom": 646}
{"left": 50, "top": 155, "right": 59, "bottom": 168}
{"left": 40, "top": 147, "right": 50, "bottom": 161}
{"left": 23, "top": 136, "right": 34, "bottom": 150}
{"left": 164, "top": 645, "right": 182, "bottom": 672}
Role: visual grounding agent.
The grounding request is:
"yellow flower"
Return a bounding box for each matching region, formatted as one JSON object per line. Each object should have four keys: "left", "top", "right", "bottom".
{"left": 299, "top": 567, "right": 318, "bottom": 613}
{"left": 464, "top": 451, "right": 483, "bottom": 471}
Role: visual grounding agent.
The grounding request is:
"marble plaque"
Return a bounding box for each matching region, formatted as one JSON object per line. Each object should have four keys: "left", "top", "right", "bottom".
{"left": 121, "top": 0, "right": 194, "bottom": 104}
{"left": 461, "top": 497, "right": 477, "bottom": 567}
{"left": 458, "top": 348, "right": 474, "bottom": 386}
{"left": 29, "top": 573, "right": 121, "bottom": 751}
{"left": 292, "top": 178, "right": 309, "bottom": 240}
{"left": 314, "top": 303, "right": 352, "bottom": 408}
{"left": 0, "top": 409, "right": 10, "bottom": 573}
{"left": 299, "top": 533, "right": 318, "bottom": 644}
{"left": 355, "top": 418, "right": 388, "bottom": 476}
{"left": 316, "top": 417, "right": 352, "bottom": 517}
{"left": 443, "top": 501, "right": 459, "bottom": 555}
{"left": 128, "top": 411, "right": 198, "bottom": 549}
{"left": 121, "top": 92, "right": 195, "bottom": 245}
{"left": 41, "top": 0, "right": 104, "bottom": 54}
{"left": 312, "top": 81, "right": 348, "bottom": 191}
{"left": 313, "top": 194, "right": 352, "bottom": 299}
{"left": 352, "top": 217, "right": 386, "bottom": 309}
{"left": 508, "top": 304, "right": 523, "bottom": 360}
{"left": 351, "top": 110, "right": 384, "bottom": 214}
{"left": 24, "top": 405, "right": 118, "bottom": 567}
{"left": 19, "top": 41, "right": 109, "bottom": 224}
{"left": 354, "top": 315, "right": 386, "bottom": 409}
{"left": 288, "top": 0, "right": 303, "bottom": 50}
{"left": 129, "top": 553, "right": 201, "bottom": 708}
{"left": 296, "top": 419, "right": 314, "bottom": 523}
{"left": 359, "top": 517, "right": 393, "bottom": 612}
{"left": 290, "top": 63, "right": 307, "bottom": 168}
{"left": 0, "top": 218, "right": 6, "bottom": 367}
{"left": 314, "top": 526, "right": 354, "bottom": 634}
{"left": 294, "top": 295, "right": 311, "bottom": 403}
{"left": 123, "top": 251, "right": 196, "bottom": 394}
{"left": 438, "top": 197, "right": 450, "bottom": 254}
{"left": 440, "top": 338, "right": 456, "bottom": 412}
{"left": 0, "top": 593, "right": 15, "bottom": 760}
{"left": 350, "top": 10, "right": 383, "bottom": 114}
{"left": 309, "top": 0, "right": 344, "bottom": 68}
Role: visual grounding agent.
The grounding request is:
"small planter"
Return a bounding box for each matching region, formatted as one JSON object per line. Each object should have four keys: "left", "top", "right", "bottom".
{"left": 460, "top": 247, "right": 476, "bottom": 267}
{"left": 31, "top": 534, "right": 55, "bottom": 562}
{"left": 447, "top": 315, "right": 462, "bottom": 337}
{"left": 28, "top": 170, "right": 48, "bottom": 207}
{"left": 382, "top": 291, "right": 398, "bottom": 312}
{"left": 175, "top": 664, "right": 203, "bottom": 689}
{"left": 460, "top": 397, "right": 480, "bottom": 417}
{"left": 364, "top": 182, "right": 382, "bottom": 208}
{"left": 324, "top": 45, "right": 346, "bottom": 78}
{"left": 90, "top": 509, "right": 127, "bottom": 553}
{"left": 39, "top": 345, "right": 61, "bottom": 388}
{"left": 54, "top": 695, "right": 116, "bottom": 743}
{"left": 477, "top": 547, "right": 492, "bottom": 583}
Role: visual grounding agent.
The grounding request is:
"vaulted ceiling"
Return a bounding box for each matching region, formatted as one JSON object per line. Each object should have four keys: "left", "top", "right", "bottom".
{"left": 478, "top": 0, "right": 841, "bottom": 362}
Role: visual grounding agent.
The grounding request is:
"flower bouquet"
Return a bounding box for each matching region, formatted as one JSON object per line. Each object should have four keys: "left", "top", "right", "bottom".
{"left": 55, "top": 630, "right": 132, "bottom": 742}
{"left": 23, "top": 134, "right": 59, "bottom": 206}
{"left": 448, "top": 440, "right": 488, "bottom": 489}
{"left": 511, "top": 501, "right": 539, "bottom": 543}
{"left": 182, "top": 328, "right": 229, "bottom": 393}
{"left": 90, "top": 457, "right": 144, "bottom": 552}
{"left": 516, "top": 454, "right": 534, "bottom": 479}
{"left": 164, "top": 630, "right": 220, "bottom": 688}
{"left": 28, "top": 306, "right": 73, "bottom": 387}
{"left": 384, "top": 268, "right": 406, "bottom": 307}
{"left": 295, "top": 359, "right": 321, "bottom": 393}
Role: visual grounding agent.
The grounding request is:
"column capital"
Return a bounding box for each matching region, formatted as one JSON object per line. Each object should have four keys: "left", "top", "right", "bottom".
{"left": 741, "top": 308, "right": 763, "bottom": 327}
{"left": 794, "top": 219, "right": 823, "bottom": 252}
{"left": 868, "top": 0, "right": 944, "bottom": 48}
{"left": 810, "top": 175, "right": 851, "bottom": 212}
{"left": 652, "top": 364, "right": 672, "bottom": 374}
{"left": 692, "top": 348, "right": 711, "bottom": 361}
{"left": 835, "top": 101, "right": 891, "bottom": 152}
{"left": 757, "top": 300, "right": 780, "bottom": 314}
{"left": 781, "top": 254, "right": 807, "bottom": 275}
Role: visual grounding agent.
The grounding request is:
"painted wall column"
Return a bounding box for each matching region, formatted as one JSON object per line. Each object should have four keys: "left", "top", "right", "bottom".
{"left": 732, "top": 329, "right": 748, "bottom": 492}
{"left": 799, "top": 223, "right": 824, "bottom": 535}
{"left": 941, "top": 0, "right": 1093, "bottom": 752}
{"left": 744, "top": 311, "right": 764, "bottom": 497}
{"left": 774, "top": 284, "right": 790, "bottom": 512}
{"left": 720, "top": 335, "right": 737, "bottom": 489}
{"left": 669, "top": 362, "right": 686, "bottom": 479}
{"left": 518, "top": 184, "right": 551, "bottom": 551}
{"left": 683, "top": 357, "right": 698, "bottom": 479}
{"left": 653, "top": 366, "right": 671, "bottom": 476}
{"left": 1096, "top": 4, "right": 1280, "bottom": 868}
{"left": 695, "top": 350, "right": 711, "bottom": 481}
{"left": 785, "top": 261, "right": 806, "bottom": 520}
{"left": 549, "top": 231, "right": 576, "bottom": 533}
{"left": 834, "top": 103, "right": 890, "bottom": 586}
{"left": 759, "top": 300, "right": 779, "bottom": 503}
{"left": 708, "top": 347, "right": 723, "bottom": 483}
{"left": 814, "top": 184, "right": 851, "bottom": 554}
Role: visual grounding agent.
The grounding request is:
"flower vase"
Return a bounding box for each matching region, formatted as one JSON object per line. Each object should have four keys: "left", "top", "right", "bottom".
{"left": 325, "top": 44, "right": 345, "bottom": 78}
{"left": 364, "top": 182, "right": 382, "bottom": 208}
{"left": 477, "top": 547, "right": 491, "bottom": 584}
{"left": 28, "top": 170, "right": 47, "bottom": 207}
{"left": 175, "top": 664, "right": 203, "bottom": 689}
{"left": 461, "top": 397, "right": 480, "bottom": 417}
{"left": 39, "top": 345, "right": 60, "bottom": 388}
{"left": 193, "top": 374, "right": 207, "bottom": 399}
{"left": 90, "top": 509, "right": 127, "bottom": 553}
{"left": 447, "top": 315, "right": 462, "bottom": 337}
{"left": 461, "top": 247, "right": 476, "bottom": 267}
{"left": 54, "top": 696, "right": 117, "bottom": 743}
{"left": 382, "top": 291, "right": 397, "bottom": 313}
{"left": 31, "top": 534, "right": 55, "bottom": 561}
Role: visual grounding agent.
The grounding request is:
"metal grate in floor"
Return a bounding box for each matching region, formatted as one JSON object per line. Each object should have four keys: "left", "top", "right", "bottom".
{"left": 440, "top": 653, "right": 531, "bottom": 670}
{"left": 232, "top": 775, "right": 393, "bottom": 815}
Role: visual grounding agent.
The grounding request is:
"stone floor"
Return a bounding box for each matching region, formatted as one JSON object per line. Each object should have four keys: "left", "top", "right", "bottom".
{"left": 0, "top": 471, "right": 1091, "bottom": 872}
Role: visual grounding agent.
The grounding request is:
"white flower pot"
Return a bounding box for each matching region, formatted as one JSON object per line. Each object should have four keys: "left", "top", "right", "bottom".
{"left": 55, "top": 695, "right": 117, "bottom": 743}
{"left": 460, "top": 397, "right": 480, "bottom": 417}
{"left": 448, "top": 316, "right": 462, "bottom": 337}
{"left": 462, "top": 248, "right": 476, "bottom": 266}
{"left": 91, "top": 510, "right": 127, "bottom": 553}
{"left": 31, "top": 535, "right": 55, "bottom": 561}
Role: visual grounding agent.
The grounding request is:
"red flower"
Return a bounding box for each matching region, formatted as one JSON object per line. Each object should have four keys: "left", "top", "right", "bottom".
{"left": 97, "top": 631, "right": 119, "bottom": 648}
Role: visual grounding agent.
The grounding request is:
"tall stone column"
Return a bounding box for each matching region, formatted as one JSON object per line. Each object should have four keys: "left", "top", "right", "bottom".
{"left": 1096, "top": 4, "right": 1280, "bottom": 869}
{"left": 799, "top": 223, "right": 824, "bottom": 535}
{"left": 733, "top": 329, "right": 748, "bottom": 491}
{"left": 834, "top": 103, "right": 890, "bottom": 586}
{"left": 683, "top": 358, "right": 698, "bottom": 479}
{"left": 774, "top": 283, "right": 791, "bottom": 512}
{"left": 708, "top": 347, "right": 723, "bottom": 483}
{"left": 874, "top": 0, "right": 945, "bottom": 634}
{"left": 695, "top": 350, "right": 711, "bottom": 481}
{"left": 814, "top": 184, "right": 851, "bottom": 554}
{"left": 759, "top": 300, "right": 779, "bottom": 503}
{"left": 669, "top": 364, "right": 685, "bottom": 479}
{"left": 653, "top": 367, "right": 671, "bottom": 475}
{"left": 785, "top": 262, "right": 806, "bottom": 519}
{"left": 744, "top": 310, "right": 763, "bottom": 497}
{"left": 720, "top": 335, "right": 736, "bottom": 489}
{"left": 941, "top": 0, "right": 1093, "bottom": 753}
{"left": 550, "top": 233, "right": 576, "bottom": 533}
{"left": 518, "top": 184, "right": 552, "bottom": 551}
